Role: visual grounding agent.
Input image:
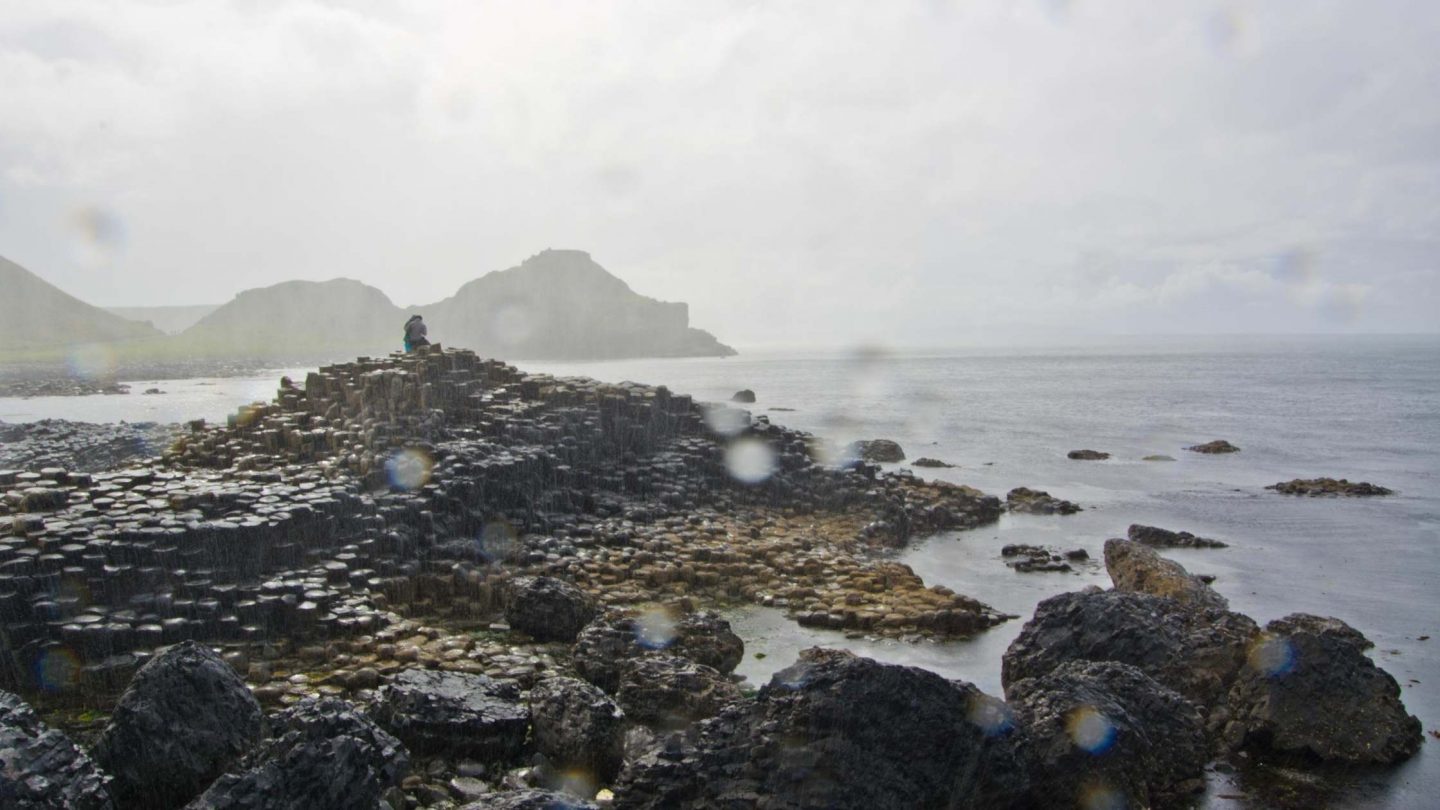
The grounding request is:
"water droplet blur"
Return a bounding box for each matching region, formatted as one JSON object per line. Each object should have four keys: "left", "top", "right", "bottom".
{"left": 725, "top": 438, "right": 776, "bottom": 484}
{"left": 1206, "top": 8, "right": 1250, "bottom": 56}
{"left": 1067, "top": 705, "right": 1117, "bottom": 754}
{"left": 67, "top": 343, "right": 117, "bottom": 381}
{"left": 1079, "top": 780, "right": 1127, "bottom": 810}
{"left": 632, "top": 605, "right": 678, "bottom": 650}
{"left": 552, "top": 768, "right": 598, "bottom": 801}
{"left": 809, "top": 436, "right": 859, "bottom": 469}
{"left": 34, "top": 646, "right": 80, "bottom": 692}
{"left": 967, "top": 693, "right": 1016, "bottom": 737}
{"left": 704, "top": 405, "right": 749, "bottom": 437}
{"left": 491, "top": 301, "right": 535, "bottom": 348}
{"left": 68, "top": 205, "right": 126, "bottom": 266}
{"left": 480, "top": 520, "right": 518, "bottom": 564}
{"left": 385, "top": 448, "right": 433, "bottom": 491}
{"left": 1249, "top": 633, "right": 1296, "bottom": 677}
{"left": 773, "top": 660, "right": 814, "bottom": 691}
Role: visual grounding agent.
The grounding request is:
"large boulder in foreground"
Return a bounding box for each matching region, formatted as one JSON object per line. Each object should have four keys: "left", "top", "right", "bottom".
{"left": 1002, "top": 589, "right": 1258, "bottom": 709}
{"left": 187, "top": 697, "right": 409, "bottom": 810}
{"left": 1217, "top": 614, "right": 1421, "bottom": 764}
{"left": 372, "top": 669, "right": 529, "bottom": 761}
{"left": 1104, "top": 538, "right": 1228, "bottom": 610}
{"left": 92, "top": 641, "right": 263, "bottom": 809}
{"left": 1009, "top": 660, "right": 1207, "bottom": 809}
{"left": 504, "top": 576, "right": 599, "bottom": 642}
{"left": 615, "top": 654, "right": 742, "bottom": 730}
{"left": 529, "top": 676, "right": 626, "bottom": 783}
{"left": 573, "top": 610, "right": 743, "bottom": 693}
{"left": 614, "top": 648, "right": 1030, "bottom": 809}
{"left": 0, "top": 689, "right": 113, "bottom": 809}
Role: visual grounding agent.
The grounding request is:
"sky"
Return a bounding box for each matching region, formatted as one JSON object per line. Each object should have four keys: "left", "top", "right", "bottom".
{"left": 1, "top": 0, "right": 1437, "bottom": 348}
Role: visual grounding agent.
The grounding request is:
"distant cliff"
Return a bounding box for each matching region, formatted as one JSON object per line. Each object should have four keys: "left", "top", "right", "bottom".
{"left": 0, "top": 255, "right": 162, "bottom": 355}
{"left": 423, "top": 250, "right": 735, "bottom": 359}
{"left": 106, "top": 304, "right": 219, "bottom": 335}
{"left": 179, "top": 279, "right": 408, "bottom": 358}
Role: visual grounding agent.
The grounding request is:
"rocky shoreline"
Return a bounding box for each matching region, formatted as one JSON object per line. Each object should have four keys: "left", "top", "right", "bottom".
{"left": 0, "top": 347, "right": 1425, "bottom": 808}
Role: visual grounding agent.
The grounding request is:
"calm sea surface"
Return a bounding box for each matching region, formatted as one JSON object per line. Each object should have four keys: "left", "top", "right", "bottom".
{"left": 3, "top": 336, "right": 1436, "bottom": 807}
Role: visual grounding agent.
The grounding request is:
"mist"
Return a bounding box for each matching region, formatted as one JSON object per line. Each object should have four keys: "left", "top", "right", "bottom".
{"left": 2, "top": 0, "right": 1438, "bottom": 349}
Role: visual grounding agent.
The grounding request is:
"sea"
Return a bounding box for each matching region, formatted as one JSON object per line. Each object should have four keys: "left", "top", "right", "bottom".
{"left": 2, "top": 335, "right": 1436, "bottom": 808}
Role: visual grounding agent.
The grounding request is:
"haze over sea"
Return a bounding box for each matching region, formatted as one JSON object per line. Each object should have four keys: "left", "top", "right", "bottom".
{"left": 3, "top": 334, "right": 1436, "bottom": 807}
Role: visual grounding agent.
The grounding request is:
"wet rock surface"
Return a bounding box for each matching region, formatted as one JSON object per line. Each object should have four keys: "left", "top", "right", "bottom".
{"left": 503, "top": 576, "right": 598, "bottom": 642}
{"left": 1187, "top": 439, "right": 1241, "bottom": 454}
{"left": 1007, "top": 659, "right": 1207, "bottom": 809}
{"left": 572, "top": 609, "right": 743, "bottom": 693}
{"left": 1002, "top": 588, "right": 1259, "bottom": 709}
{"left": 0, "top": 419, "right": 184, "bottom": 472}
{"left": 910, "top": 457, "right": 954, "bottom": 467}
{"left": 372, "top": 668, "right": 530, "bottom": 761}
{"left": 615, "top": 654, "right": 741, "bottom": 729}
{"left": 1127, "top": 523, "right": 1228, "bottom": 548}
{"left": 188, "top": 696, "right": 409, "bottom": 810}
{"left": 1001, "top": 543, "right": 1088, "bottom": 573}
{"left": 614, "top": 647, "right": 1028, "bottom": 809}
{"left": 1266, "top": 477, "right": 1393, "bottom": 496}
{"left": 1104, "top": 538, "right": 1228, "bottom": 610}
{"left": 93, "top": 641, "right": 263, "bottom": 809}
{"left": 460, "top": 788, "right": 598, "bottom": 809}
{"left": 1005, "top": 486, "right": 1081, "bottom": 515}
{"left": 529, "top": 676, "right": 625, "bottom": 783}
{"left": 729, "top": 389, "right": 755, "bottom": 403}
{"left": 1218, "top": 614, "right": 1422, "bottom": 764}
{"left": 0, "top": 689, "right": 114, "bottom": 810}
{"left": 847, "top": 438, "right": 905, "bottom": 463}
{"left": 1066, "top": 449, "right": 1110, "bottom": 460}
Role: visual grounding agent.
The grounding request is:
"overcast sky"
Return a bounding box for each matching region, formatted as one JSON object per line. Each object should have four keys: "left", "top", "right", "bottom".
{"left": 1, "top": 0, "right": 1437, "bottom": 347}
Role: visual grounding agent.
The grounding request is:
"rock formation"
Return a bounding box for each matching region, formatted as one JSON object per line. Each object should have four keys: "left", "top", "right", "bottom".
{"left": 1266, "top": 478, "right": 1393, "bottom": 496}
{"left": 0, "top": 689, "right": 114, "bottom": 809}
{"left": 1103, "top": 538, "right": 1228, "bottom": 610}
{"left": 1127, "top": 524, "right": 1227, "bottom": 549}
{"left": 1186, "top": 440, "right": 1240, "bottom": 454}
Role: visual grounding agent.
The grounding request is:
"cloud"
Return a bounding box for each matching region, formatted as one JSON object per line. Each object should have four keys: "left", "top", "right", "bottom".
{"left": 0, "top": 0, "right": 1436, "bottom": 345}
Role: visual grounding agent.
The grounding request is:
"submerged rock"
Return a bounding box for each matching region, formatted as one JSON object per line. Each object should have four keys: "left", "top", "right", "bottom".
{"left": 847, "top": 439, "right": 905, "bottom": 463}
{"left": 730, "top": 389, "right": 756, "bottom": 403}
{"left": 188, "top": 697, "right": 408, "bottom": 810}
{"left": 1219, "top": 614, "right": 1421, "bottom": 764}
{"left": 1103, "top": 539, "right": 1228, "bottom": 610}
{"left": 1127, "top": 524, "right": 1227, "bottom": 549}
{"left": 1186, "top": 439, "right": 1240, "bottom": 454}
{"left": 1005, "top": 487, "right": 1080, "bottom": 515}
{"left": 0, "top": 689, "right": 113, "bottom": 810}
{"left": 1066, "top": 449, "right": 1110, "bottom": 460}
{"left": 93, "top": 641, "right": 263, "bottom": 809}
{"left": 1266, "top": 478, "right": 1393, "bottom": 497}
{"left": 911, "top": 457, "right": 955, "bottom": 468}
{"left": 1008, "top": 660, "right": 1207, "bottom": 808}
{"left": 1002, "top": 589, "right": 1259, "bottom": 709}
{"left": 614, "top": 648, "right": 1029, "bottom": 809}
{"left": 504, "top": 576, "right": 599, "bottom": 642}
{"left": 1142, "top": 454, "right": 1176, "bottom": 462}
{"left": 372, "top": 669, "right": 530, "bottom": 761}
{"left": 1001, "top": 544, "right": 1076, "bottom": 573}
{"left": 529, "top": 677, "right": 626, "bottom": 783}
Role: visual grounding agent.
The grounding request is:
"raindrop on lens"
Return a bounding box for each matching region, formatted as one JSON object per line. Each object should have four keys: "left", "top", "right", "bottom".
{"left": 704, "top": 405, "right": 749, "bottom": 437}
{"left": 1249, "top": 634, "right": 1296, "bottom": 677}
{"left": 385, "top": 449, "right": 432, "bottom": 491}
{"left": 967, "top": 693, "right": 1015, "bottom": 737}
{"left": 1067, "top": 706, "right": 1117, "bottom": 754}
{"left": 725, "top": 438, "right": 776, "bottom": 484}
{"left": 633, "top": 606, "right": 678, "bottom": 650}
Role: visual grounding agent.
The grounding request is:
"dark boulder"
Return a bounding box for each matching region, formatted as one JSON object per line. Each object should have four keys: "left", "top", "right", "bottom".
{"left": 1002, "top": 589, "right": 1259, "bottom": 709}
{"left": 529, "top": 676, "right": 626, "bottom": 783}
{"left": 1066, "top": 449, "right": 1110, "bottom": 460}
{"left": 1127, "top": 524, "right": 1227, "bottom": 549}
{"left": 18, "top": 488, "right": 69, "bottom": 512}
{"left": 573, "top": 610, "right": 743, "bottom": 693}
{"left": 0, "top": 689, "right": 113, "bottom": 810}
{"left": 92, "top": 641, "right": 263, "bottom": 809}
{"left": 1186, "top": 439, "right": 1240, "bottom": 454}
{"left": 1005, "top": 487, "right": 1080, "bottom": 515}
{"left": 911, "top": 457, "right": 955, "bottom": 468}
{"left": 1103, "top": 538, "right": 1228, "bottom": 610}
{"left": 186, "top": 697, "right": 409, "bottom": 810}
{"left": 372, "top": 669, "right": 529, "bottom": 761}
{"left": 1218, "top": 614, "right": 1421, "bottom": 764}
{"left": 460, "top": 789, "right": 598, "bottom": 809}
{"left": 614, "top": 648, "right": 1031, "bottom": 809}
{"left": 1008, "top": 660, "right": 1207, "bottom": 808}
{"left": 730, "top": 389, "right": 756, "bottom": 403}
{"left": 615, "top": 655, "right": 741, "bottom": 729}
{"left": 504, "top": 576, "right": 599, "bottom": 642}
{"left": 1265, "top": 477, "right": 1393, "bottom": 496}
{"left": 847, "top": 439, "right": 905, "bottom": 463}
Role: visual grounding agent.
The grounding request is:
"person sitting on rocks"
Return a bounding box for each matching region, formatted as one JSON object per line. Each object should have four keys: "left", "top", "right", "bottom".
{"left": 403, "top": 314, "right": 429, "bottom": 352}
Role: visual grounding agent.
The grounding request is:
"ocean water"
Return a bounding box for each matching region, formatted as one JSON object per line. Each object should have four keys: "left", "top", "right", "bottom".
{"left": 2, "top": 336, "right": 1436, "bottom": 806}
